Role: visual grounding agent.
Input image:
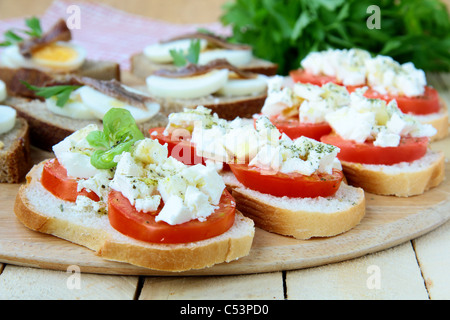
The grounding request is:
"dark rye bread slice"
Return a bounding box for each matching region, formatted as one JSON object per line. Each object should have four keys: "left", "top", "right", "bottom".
{"left": 149, "top": 91, "right": 267, "bottom": 121}
{"left": 130, "top": 52, "right": 278, "bottom": 79}
{"left": 0, "top": 117, "right": 32, "bottom": 183}
{"left": 4, "top": 96, "right": 168, "bottom": 152}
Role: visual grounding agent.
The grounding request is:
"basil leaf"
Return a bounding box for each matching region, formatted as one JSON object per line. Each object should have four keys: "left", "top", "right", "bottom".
{"left": 87, "top": 108, "right": 144, "bottom": 170}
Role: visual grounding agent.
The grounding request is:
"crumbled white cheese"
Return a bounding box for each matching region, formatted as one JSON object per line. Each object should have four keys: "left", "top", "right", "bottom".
{"left": 110, "top": 138, "right": 226, "bottom": 225}
{"left": 261, "top": 78, "right": 350, "bottom": 124}
{"left": 301, "top": 48, "right": 427, "bottom": 97}
{"left": 52, "top": 124, "right": 103, "bottom": 179}
{"left": 325, "top": 88, "right": 437, "bottom": 147}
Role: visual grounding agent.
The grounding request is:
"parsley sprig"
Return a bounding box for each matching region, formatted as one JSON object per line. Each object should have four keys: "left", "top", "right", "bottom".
{"left": 169, "top": 39, "right": 201, "bottom": 66}
{"left": 21, "top": 81, "right": 81, "bottom": 107}
{"left": 0, "top": 16, "right": 43, "bottom": 47}
{"left": 221, "top": 0, "right": 450, "bottom": 74}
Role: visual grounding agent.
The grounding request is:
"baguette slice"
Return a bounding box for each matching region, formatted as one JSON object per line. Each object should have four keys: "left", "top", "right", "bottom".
{"left": 4, "top": 96, "right": 168, "bottom": 151}
{"left": 415, "top": 100, "right": 448, "bottom": 142}
{"left": 340, "top": 150, "right": 445, "bottom": 197}
{"left": 0, "top": 117, "right": 32, "bottom": 183}
{"left": 131, "top": 52, "right": 278, "bottom": 79}
{"left": 222, "top": 171, "right": 365, "bottom": 240}
{"left": 14, "top": 161, "right": 255, "bottom": 272}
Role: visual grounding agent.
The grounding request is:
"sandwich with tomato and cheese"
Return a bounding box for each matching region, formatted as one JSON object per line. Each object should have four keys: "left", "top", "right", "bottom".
{"left": 320, "top": 87, "right": 445, "bottom": 197}
{"left": 290, "top": 48, "right": 448, "bottom": 141}
{"left": 14, "top": 108, "right": 255, "bottom": 272}
{"left": 149, "top": 106, "right": 366, "bottom": 240}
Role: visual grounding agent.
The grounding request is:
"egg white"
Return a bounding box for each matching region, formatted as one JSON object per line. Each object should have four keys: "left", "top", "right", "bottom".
{"left": 198, "top": 49, "right": 253, "bottom": 67}
{"left": 0, "top": 80, "right": 7, "bottom": 102}
{"left": 0, "top": 105, "right": 16, "bottom": 135}
{"left": 77, "top": 86, "right": 160, "bottom": 123}
{"left": 146, "top": 69, "right": 229, "bottom": 99}
{"left": 216, "top": 74, "right": 268, "bottom": 97}
{"left": 144, "top": 39, "right": 208, "bottom": 63}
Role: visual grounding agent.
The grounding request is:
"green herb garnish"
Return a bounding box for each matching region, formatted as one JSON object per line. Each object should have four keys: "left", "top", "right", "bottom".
{"left": 21, "top": 81, "right": 81, "bottom": 107}
{"left": 170, "top": 39, "right": 201, "bottom": 66}
{"left": 0, "top": 16, "right": 43, "bottom": 47}
{"left": 220, "top": 0, "right": 450, "bottom": 74}
{"left": 86, "top": 108, "right": 144, "bottom": 170}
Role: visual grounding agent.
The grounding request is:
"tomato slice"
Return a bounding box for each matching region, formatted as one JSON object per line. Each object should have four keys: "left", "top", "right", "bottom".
{"left": 108, "top": 189, "right": 236, "bottom": 244}
{"left": 321, "top": 134, "right": 428, "bottom": 165}
{"left": 290, "top": 69, "right": 362, "bottom": 92}
{"left": 150, "top": 127, "right": 230, "bottom": 170}
{"left": 255, "top": 115, "right": 332, "bottom": 141}
{"left": 41, "top": 159, "right": 100, "bottom": 202}
{"left": 362, "top": 86, "right": 441, "bottom": 115}
{"left": 229, "top": 163, "right": 343, "bottom": 198}
{"left": 290, "top": 69, "right": 338, "bottom": 86}
{"left": 149, "top": 127, "right": 205, "bottom": 166}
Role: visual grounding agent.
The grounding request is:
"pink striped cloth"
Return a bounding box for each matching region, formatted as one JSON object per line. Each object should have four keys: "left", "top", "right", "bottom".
{"left": 0, "top": 0, "right": 230, "bottom": 70}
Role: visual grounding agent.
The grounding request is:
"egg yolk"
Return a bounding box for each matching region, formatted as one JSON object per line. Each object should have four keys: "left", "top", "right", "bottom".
{"left": 32, "top": 43, "right": 78, "bottom": 62}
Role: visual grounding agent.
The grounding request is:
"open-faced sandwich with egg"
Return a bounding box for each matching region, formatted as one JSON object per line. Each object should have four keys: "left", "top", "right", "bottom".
{"left": 5, "top": 76, "right": 167, "bottom": 151}
{"left": 0, "top": 17, "right": 120, "bottom": 99}
{"left": 0, "top": 80, "right": 31, "bottom": 183}
{"left": 290, "top": 48, "right": 448, "bottom": 141}
{"left": 145, "top": 54, "right": 269, "bottom": 120}
{"left": 150, "top": 106, "right": 366, "bottom": 240}
{"left": 131, "top": 31, "right": 278, "bottom": 79}
{"left": 258, "top": 75, "right": 351, "bottom": 141}
{"left": 14, "top": 108, "right": 255, "bottom": 272}
{"left": 320, "top": 88, "right": 445, "bottom": 197}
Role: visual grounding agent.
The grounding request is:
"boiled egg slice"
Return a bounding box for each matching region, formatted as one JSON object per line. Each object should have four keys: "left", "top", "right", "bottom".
{"left": 0, "top": 80, "right": 7, "bottom": 102}
{"left": 144, "top": 39, "right": 208, "bottom": 63}
{"left": 0, "top": 45, "right": 35, "bottom": 69}
{"left": 77, "top": 86, "right": 160, "bottom": 123}
{"left": 45, "top": 88, "right": 97, "bottom": 120}
{"left": 0, "top": 105, "right": 16, "bottom": 135}
{"left": 146, "top": 69, "right": 229, "bottom": 99}
{"left": 31, "top": 41, "right": 87, "bottom": 73}
{"left": 198, "top": 49, "right": 253, "bottom": 67}
{"left": 216, "top": 74, "right": 268, "bottom": 97}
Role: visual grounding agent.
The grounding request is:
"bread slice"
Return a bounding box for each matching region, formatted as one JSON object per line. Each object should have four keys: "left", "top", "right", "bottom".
{"left": 415, "top": 100, "right": 448, "bottom": 142}
{"left": 14, "top": 161, "right": 255, "bottom": 272}
{"left": 4, "top": 96, "right": 168, "bottom": 151}
{"left": 130, "top": 52, "right": 278, "bottom": 79}
{"left": 220, "top": 171, "right": 365, "bottom": 240}
{"left": 340, "top": 150, "right": 445, "bottom": 197}
{"left": 0, "top": 117, "right": 32, "bottom": 183}
{"left": 150, "top": 91, "right": 267, "bottom": 121}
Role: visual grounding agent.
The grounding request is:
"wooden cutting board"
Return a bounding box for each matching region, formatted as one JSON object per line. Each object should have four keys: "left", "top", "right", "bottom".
{"left": 0, "top": 141, "right": 449, "bottom": 276}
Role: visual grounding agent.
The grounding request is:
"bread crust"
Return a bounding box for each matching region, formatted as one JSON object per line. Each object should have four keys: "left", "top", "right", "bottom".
{"left": 231, "top": 184, "right": 366, "bottom": 240}
{"left": 153, "top": 93, "right": 267, "bottom": 120}
{"left": 14, "top": 160, "right": 255, "bottom": 272}
{"left": 341, "top": 151, "right": 445, "bottom": 197}
{"left": 0, "top": 118, "right": 32, "bottom": 183}
{"left": 421, "top": 100, "right": 448, "bottom": 142}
